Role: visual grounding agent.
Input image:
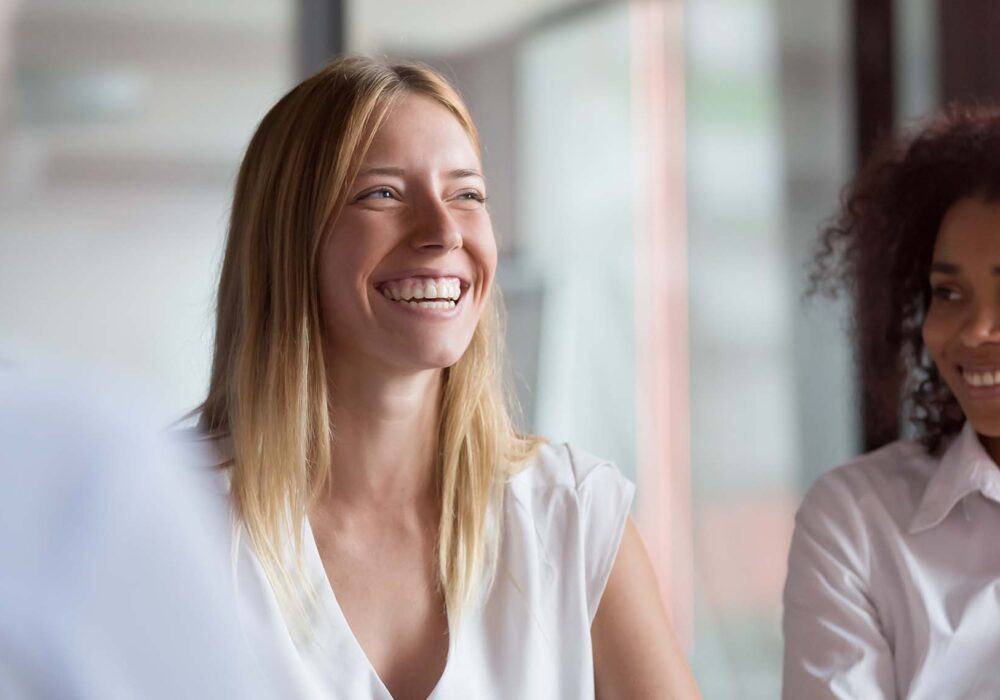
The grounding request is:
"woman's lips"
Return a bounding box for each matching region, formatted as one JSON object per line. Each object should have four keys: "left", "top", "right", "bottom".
{"left": 955, "top": 364, "right": 1000, "bottom": 398}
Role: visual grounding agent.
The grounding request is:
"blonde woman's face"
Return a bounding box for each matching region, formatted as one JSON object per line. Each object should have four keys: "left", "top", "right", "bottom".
{"left": 923, "top": 196, "right": 1000, "bottom": 438}
{"left": 318, "top": 94, "right": 497, "bottom": 374}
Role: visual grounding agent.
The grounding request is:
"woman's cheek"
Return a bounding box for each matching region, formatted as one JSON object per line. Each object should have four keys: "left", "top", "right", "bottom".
{"left": 922, "top": 316, "right": 947, "bottom": 365}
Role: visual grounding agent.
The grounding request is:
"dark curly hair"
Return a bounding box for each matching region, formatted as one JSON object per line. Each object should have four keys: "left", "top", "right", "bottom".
{"left": 812, "top": 104, "right": 1000, "bottom": 454}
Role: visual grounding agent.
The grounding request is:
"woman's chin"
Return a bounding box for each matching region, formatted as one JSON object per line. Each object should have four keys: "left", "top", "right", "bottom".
{"left": 388, "top": 345, "right": 469, "bottom": 373}
{"left": 968, "top": 414, "right": 1000, "bottom": 438}
{"left": 956, "top": 395, "right": 1000, "bottom": 439}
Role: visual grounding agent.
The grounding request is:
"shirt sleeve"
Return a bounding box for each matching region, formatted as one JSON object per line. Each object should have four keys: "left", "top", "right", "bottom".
{"left": 782, "top": 471, "right": 897, "bottom": 700}
{"left": 570, "top": 447, "right": 636, "bottom": 622}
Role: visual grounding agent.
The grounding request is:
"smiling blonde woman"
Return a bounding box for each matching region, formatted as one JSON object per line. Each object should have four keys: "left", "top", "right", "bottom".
{"left": 193, "top": 56, "right": 699, "bottom": 699}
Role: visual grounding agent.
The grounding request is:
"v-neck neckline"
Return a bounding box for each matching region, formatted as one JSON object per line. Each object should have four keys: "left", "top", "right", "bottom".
{"left": 300, "top": 518, "right": 452, "bottom": 699}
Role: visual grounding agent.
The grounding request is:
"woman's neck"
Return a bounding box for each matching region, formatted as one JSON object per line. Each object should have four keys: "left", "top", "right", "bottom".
{"left": 321, "top": 358, "right": 443, "bottom": 511}
{"left": 978, "top": 431, "right": 1000, "bottom": 467}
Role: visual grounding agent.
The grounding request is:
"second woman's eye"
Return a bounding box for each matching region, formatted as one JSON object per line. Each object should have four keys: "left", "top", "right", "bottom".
{"left": 931, "top": 285, "right": 962, "bottom": 302}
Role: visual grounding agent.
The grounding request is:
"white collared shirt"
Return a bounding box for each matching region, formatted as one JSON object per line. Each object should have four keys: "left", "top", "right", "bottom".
{"left": 783, "top": 422, "right": 1000, "bottom": 699}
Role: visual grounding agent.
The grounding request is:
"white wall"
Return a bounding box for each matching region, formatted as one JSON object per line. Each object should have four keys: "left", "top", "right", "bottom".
{"left": 0, "top": 1, "right": 293, "bottom": 422}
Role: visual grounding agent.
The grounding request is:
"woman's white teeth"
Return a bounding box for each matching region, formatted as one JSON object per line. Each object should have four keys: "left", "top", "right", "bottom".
{"left": 381, "top": 277, "right": 462, "bottom": 303}
{"left": 403, "top": 300, "right": 456, "bottom": 309}
{"left": 963, "top": 369, "right": 1000, "bottom": 387}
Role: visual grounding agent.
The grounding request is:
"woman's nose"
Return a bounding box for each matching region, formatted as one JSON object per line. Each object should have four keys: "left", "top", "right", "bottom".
{"left": 961, "top": 302, "right": 1000, "bottom": 346}
{"left": 410, "top": 199, "right": 463, "bottom": 252}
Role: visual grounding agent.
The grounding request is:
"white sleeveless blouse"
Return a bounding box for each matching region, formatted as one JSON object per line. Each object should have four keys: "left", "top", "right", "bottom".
{"left": 204, "top": 440, "right": 635, "bottom": 700}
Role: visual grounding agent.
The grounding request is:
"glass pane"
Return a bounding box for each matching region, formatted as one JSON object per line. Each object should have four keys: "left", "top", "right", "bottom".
{"left": 687, "top": 0, "right": 857, "bottom": 694}
{"left": 516, "top": 4, "right": 638, "bottom": 484}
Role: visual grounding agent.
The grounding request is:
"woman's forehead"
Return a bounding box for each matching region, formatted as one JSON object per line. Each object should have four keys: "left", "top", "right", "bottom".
{"left": 361, "top": 94, "right": 479, "bottom": 168}
{"left": 934, "top": 196, "right": 1000, "bottom": 260}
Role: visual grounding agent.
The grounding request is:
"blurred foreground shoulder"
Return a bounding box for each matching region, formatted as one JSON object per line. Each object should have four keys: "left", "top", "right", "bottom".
{"left": 0, "top": 365, "right": 284, "bottom": 700}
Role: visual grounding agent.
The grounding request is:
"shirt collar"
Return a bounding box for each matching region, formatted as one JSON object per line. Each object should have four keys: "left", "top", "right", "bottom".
{"left": 909, "top": 422, "right": 1000, "bottom": 534}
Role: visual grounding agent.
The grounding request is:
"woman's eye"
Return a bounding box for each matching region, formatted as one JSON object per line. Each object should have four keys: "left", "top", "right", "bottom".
{"left": 931, "top": 285, "right": 961, "bottom": 302}
{"left": 456, "top": 191, "right": 487, "bottom": 203}
{"left": 359, "top": 187, "right": 396, "bottom": 201}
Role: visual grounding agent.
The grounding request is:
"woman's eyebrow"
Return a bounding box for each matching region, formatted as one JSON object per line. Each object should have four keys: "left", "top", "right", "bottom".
{"left": 929, "top": 262, "right": 1000, "bottom": 275}
{"left": 447, "top": 168, "right": 484, "bottom": 180}
{"left": 930, "top": 262, "right": 960, "bottom": 273}
{"left": 357, "top": 166, "right": 406, "bottom": 177}
{"left": 355, "top": 166, "right": 483, "bottom": 180}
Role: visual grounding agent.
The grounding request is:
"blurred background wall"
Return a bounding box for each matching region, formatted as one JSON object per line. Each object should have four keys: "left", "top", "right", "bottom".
{"left": 3, "top": 0, "right": 1000, "bottom": 696}
{"left": 0, "top": 0, "right": 293, "bottom": 412}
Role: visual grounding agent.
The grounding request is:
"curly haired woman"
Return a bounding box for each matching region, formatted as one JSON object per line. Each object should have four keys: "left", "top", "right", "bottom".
{"left": 782, "top": 105, "right": 1000, "bottom": 699}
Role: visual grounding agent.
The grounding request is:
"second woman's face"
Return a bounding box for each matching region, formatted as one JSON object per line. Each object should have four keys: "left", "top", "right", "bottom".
{"left": 318, "top": 94, "right": 497, "bottom": 375}
{"left": 923, "top": 196, "right": 1000, "bottom": 437}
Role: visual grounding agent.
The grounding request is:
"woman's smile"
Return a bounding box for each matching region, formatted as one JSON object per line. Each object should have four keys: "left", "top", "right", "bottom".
{"left": 954, "top": 363, "right": 1000, "bottom": 397}
{"left": 375, "top": 275, "right": 470, "bottom": 319}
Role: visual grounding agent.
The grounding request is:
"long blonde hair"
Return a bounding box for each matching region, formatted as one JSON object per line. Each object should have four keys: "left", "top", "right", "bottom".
{"left": 199, "top": 55, "right": 541, "bottom": 627}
